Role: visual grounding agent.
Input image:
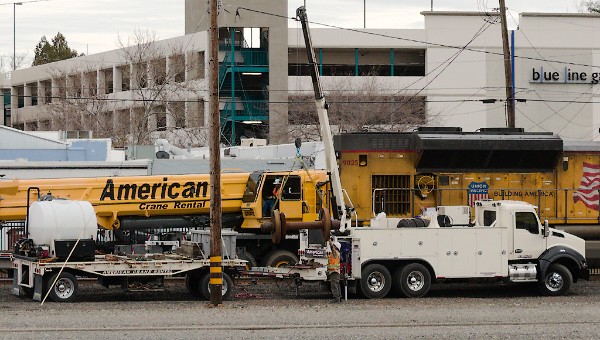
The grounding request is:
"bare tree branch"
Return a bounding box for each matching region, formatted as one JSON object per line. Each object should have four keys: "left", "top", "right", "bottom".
{"left": 37, "top": 30, "right": 207, "bottom": 149}
{"left": 288, "top": 75, "right": 426, "bottom": 142}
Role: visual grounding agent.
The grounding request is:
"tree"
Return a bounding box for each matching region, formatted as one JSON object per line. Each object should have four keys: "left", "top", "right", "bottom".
{"left": 578, "top": 1, "right": 600, "bottom": 12}
{"left": 32, "top": 32, "right": 82, "bottom": 66}
{"left": 39, "top": 30, "right": 205, "bottom": 149}
{"left": 116, "top": 30, "right": 207, "bottom": 147}
{"left": 0, "top": 53, "right": 26, "bottom": 72}
{"left": 288, "top": 75, "right": 426, "bottom": 142}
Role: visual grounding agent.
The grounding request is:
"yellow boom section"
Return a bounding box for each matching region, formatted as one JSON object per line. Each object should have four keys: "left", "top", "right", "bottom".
{"left": 0, "top": 173, "right": 251, "bottom": 230}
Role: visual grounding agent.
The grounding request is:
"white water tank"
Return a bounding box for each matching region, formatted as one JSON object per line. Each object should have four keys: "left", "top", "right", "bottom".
{"left": 28, "top": 200, "right": 98, "bottom": 248}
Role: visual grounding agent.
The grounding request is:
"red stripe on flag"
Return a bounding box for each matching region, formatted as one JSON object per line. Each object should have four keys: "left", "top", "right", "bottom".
{"left": 573, "top": 162, "right": 600, "bottom": 211}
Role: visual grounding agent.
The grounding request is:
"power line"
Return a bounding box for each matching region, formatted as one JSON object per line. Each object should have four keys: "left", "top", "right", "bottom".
{"left": 237, "top": 6, "right": 600, "bottom": 69}
{"left": 0, "top": 0, "right": 52, "bottom": 6}
{"left": 12, "top": 91, "right": 600, "bottom": 105}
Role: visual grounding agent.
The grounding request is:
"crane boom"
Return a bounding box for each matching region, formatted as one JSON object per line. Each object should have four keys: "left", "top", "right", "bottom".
{"left": 296, "top": 6, "right": 349, "bottom": 231}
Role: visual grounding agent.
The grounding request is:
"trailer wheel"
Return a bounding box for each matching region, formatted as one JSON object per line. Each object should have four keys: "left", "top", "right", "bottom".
{"left": 199, "top": 271, "right": 234, "bottom": 301}
{"left": 262, "top": 249, "right": 298, "bottom": 268}
{"left": 539, "top": 263, "right": 572, "bottom": 296}
{"left": 395, "top": 263, "right": 431, "bottom": 298}
{"left": 45, "top": 272, "right": 78, "bottom": 303}
{"left": 360, "top": 264, "right": 391, "bottom": 299}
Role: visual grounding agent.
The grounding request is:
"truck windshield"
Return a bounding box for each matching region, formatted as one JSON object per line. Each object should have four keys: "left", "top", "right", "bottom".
{"left": 242, "top": 171, "right": 264, "bottom": 203}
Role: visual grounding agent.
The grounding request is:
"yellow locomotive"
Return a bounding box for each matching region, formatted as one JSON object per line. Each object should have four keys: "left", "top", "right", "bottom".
{"left": 335, "top": 128, "right": 600, "bottom": 268}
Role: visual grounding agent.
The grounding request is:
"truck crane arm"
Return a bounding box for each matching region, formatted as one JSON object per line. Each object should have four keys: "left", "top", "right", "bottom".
{"left": 296, "top": 6, "right": 350, "bottom": 232}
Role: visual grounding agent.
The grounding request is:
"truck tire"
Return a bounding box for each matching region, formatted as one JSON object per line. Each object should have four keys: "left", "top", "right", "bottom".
{"left": 360, "top": 264, "right": 391, "bottom": 299}
{"left": 238, "top": 252, "right": 258, "bottom": 270}
{"left": 185, "top": 270, "right": 202, "bottom": 298}
{"left": 45, "top": 272, "right": 78, "bottom": 303}
{"left": 538, "top": 263, "right": 572, "bottom": 296}
{"left": 262, "top": 249, "right": 298, "bottom": 268}
{"left": 395, "top": 263, "right": 431, "bottom": 298}
{"left": 199, "top": 271, "right": 234, "bottom": 301}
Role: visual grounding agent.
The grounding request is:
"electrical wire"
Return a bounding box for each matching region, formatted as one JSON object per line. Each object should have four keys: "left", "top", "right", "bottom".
{"left": 236, "top": 6, "right": 600, "bottom": 69}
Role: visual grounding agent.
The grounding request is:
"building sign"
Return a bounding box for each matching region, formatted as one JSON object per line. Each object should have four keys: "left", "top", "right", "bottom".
{"left": 530, "top": 67, "right": 600, "bottom": 84}
{"left": 468, "top": 181, "right": 489, "bottom": 206}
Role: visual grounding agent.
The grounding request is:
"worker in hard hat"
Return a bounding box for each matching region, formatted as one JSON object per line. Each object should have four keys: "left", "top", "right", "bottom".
{"left": 327, "top": 238, "right": 342, "bottom": 303}
{"left": 262, "top": 178, "right": 282, "bottom": 217}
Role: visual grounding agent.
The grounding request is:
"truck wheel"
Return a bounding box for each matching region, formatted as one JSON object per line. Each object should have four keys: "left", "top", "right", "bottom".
{"left": 395, "top": 263, "right": 431, "bottom": 298}
{"left": 199, "top": 271, "right": 234, "bottom": 301}
{"left": 360, "top": 264, "right": 391, "bottom": 299}
{"left": 185, "top": 271, "right": 201, "bottom": 298}
{"left": 262, "top": 249, "right": 298, "bottom": 268}
{"left": 238, "top": 252, "right": 258, "bottom": 270}
{"left": 539, "top": 263, "right": 572, "bottom": 296}
{"left": 45, "top": 272, "right": 78, "bottom": 303}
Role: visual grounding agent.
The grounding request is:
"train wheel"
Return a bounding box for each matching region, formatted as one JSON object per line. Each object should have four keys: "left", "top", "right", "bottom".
{"left": 360, "top": 264, "right": 391, "bottom": 299}
{"left": 199, "top": 271, "right": 234, "bottom": 301}
{"left": 45, "top": 272, "right": 78, "bottom": 303}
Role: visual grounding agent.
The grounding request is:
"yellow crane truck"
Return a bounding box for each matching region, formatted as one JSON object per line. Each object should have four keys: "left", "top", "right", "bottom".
{"left": 0, "top": 169, "right": 330, "bottom": 268}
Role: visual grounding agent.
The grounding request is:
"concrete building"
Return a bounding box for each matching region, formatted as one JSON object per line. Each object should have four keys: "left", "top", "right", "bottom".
{"left": 3, "top": 1, "right": 600, "bottom": 143}
{"left": 8, "top": 34, "right": 210, "bottom": 148}
{"left": 1, "top": 73, "right": 10, "bottom": 126}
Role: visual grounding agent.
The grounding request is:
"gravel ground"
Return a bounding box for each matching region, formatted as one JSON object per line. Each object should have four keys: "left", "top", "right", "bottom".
{"left": 0, "top": 276, "right": 599, "bottom": 339}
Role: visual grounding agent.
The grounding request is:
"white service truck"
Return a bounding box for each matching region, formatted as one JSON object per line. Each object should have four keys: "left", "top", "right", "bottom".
{"left": 249, "top": 7, "right": 589, "bottom": 299}
{"left": 12, "top": 199, "right": 244, "bottom": 302}
{"left": 299, "top": 200, "right": 588, "bottom": 298}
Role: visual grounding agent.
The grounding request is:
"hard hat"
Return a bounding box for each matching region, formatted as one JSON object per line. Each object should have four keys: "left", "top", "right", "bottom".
{"left": 273, "top": 178, "right": 282, "bottom": 185}
{"left": 333, "top": 241, "right": 341, "bottom": 250}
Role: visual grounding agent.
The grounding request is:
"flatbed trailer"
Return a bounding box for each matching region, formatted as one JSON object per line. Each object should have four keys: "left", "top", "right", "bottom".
{"left": 12, "top": 253, "right": 245, "bottom": 302}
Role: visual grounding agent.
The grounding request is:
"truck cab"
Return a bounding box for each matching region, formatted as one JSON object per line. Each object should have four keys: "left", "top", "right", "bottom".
{"left": 239, "top": 170, "right": 328, "bottom": 230}
{"left": 474, "top": 200, "right": 586, "bottom": 263}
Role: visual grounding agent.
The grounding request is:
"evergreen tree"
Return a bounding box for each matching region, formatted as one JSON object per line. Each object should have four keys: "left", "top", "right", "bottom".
{"left": 32, "top": 32, "right": 83, "bottom": 66}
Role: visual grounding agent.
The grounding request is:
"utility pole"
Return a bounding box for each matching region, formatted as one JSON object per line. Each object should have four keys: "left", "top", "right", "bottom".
{"left": 499, "top": 0, "right": 515, "bottom": 127}
{"left": 13, "top": 2, "right": 23, "bottom": 70}
{"left": 364, "top": 0, "right": 366, "bottom": 28}
{"left": 208, "top": 0, "right": 223, "bottom": 306}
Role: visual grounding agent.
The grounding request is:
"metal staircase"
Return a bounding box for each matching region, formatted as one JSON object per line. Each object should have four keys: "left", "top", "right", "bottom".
{"left": 218, "top": 29, "right": 269, "bottom": 145}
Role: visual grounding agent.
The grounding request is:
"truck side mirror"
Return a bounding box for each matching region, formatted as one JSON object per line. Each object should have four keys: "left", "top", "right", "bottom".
{"left": 543, "top": 219, "right": 550, "bottom": 237}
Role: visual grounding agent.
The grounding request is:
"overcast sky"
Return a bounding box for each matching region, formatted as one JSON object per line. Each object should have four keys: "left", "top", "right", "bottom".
{"left": 0, "top": 0, "right": 586, "bottom": 71}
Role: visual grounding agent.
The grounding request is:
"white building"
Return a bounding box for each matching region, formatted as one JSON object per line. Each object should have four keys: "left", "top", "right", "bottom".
{"left": 3, "top": 1, "right": 600, "bottom": 144}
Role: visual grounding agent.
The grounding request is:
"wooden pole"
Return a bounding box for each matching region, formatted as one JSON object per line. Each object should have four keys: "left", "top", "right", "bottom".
{"left": 499, "top": 0, "right": 515, "bottom": 128}
{"left": 208, "top": 0, "right": 223, "bottom": 306}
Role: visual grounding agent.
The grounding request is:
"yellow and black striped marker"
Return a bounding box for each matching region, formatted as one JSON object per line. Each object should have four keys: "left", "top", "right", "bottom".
{"left": 210, "top": 256, "right": 223, "bottom": 285}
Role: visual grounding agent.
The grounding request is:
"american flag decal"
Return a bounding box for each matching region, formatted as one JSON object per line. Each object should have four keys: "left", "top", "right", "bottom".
{"left": 573, "top": 162, "right": 599, "bottom": 211}
{"left": 468, "top": 181, "right": 489, "bottom": 206}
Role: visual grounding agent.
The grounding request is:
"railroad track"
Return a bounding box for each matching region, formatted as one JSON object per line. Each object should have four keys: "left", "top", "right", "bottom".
{"left": 1, "top": 320, "right": 599, "bottom": 334}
